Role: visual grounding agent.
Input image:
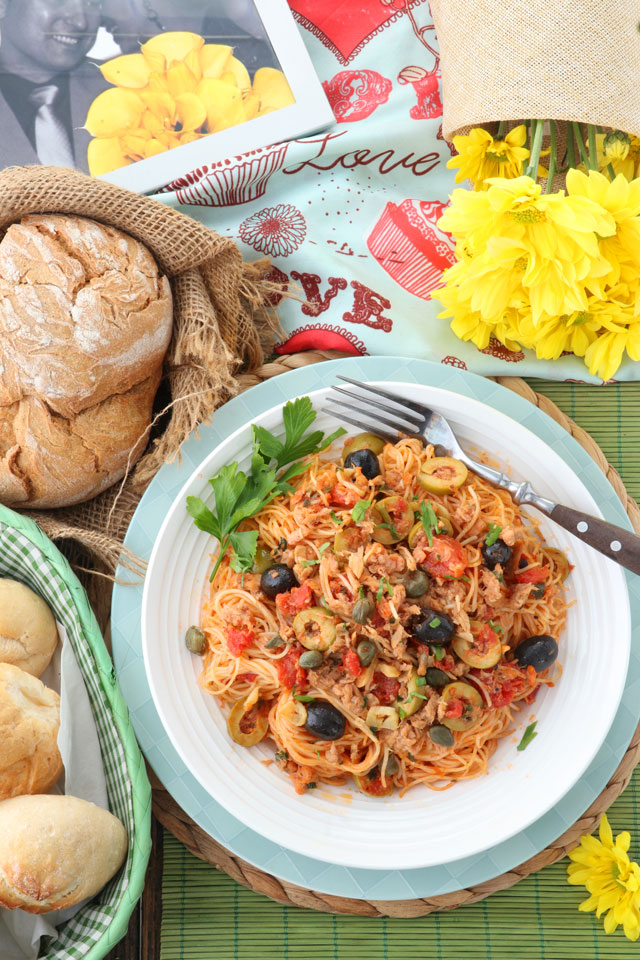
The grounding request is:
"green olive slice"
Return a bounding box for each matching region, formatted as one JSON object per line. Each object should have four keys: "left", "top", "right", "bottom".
{"left": 418, "top": 457, "right": 468, "bottom": 495}
{"left": 400, "top": 669, "right": 425, "bottom": 718}
{"left": 227, "top": 697, "right": 269, "bottom": 747}
{"left": 251, "top": 546, "right": 272, "bottom": 574}
{"left": 451, "top": 621, "right": 502, "bottom": 669}
{"left": 372, "top": 496, "right": 414, "bottom": 544}
{"left": 545, "top": 547, "right": 571, "bottom": 582}
{"left": 343, "top": 432, "right": 385, "bottom": 460}
{"left": 441, "top": 681, "right": 484, "bottom": 731}
{"left": 333, "top": 526, "right": 362, "bottom": 554}
{"left": 293, "top": 607, "right": 337, "bottom": 651}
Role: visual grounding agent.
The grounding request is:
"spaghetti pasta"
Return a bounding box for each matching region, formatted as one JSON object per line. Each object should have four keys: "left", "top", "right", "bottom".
{"left": 195, "top": 432, "right": 569, "bottom": 797}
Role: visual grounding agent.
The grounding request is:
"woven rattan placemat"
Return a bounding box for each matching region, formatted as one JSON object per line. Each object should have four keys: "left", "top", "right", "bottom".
{"left": 151, "top": 353, "right": 640, "bottom": 918}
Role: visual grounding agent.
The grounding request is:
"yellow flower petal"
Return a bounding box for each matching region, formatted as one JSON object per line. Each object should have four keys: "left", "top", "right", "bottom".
{"left": 85, "top": 88, "right": 144, "bottom": 138}
{"left": 100, "top": 53, "right": 151, "bottom": 89}
{"left": 142, "top": 31, "right": 204, "bottom": 65}
{"left": 144, "top": 138, "right": 167, "bottom": 158}
{"left": 196, "top": 78, "right": 244, "bottom": 131}
{"left": 226, "top": 56, "right": 251, "bottom": 95}
{"left": 599, "top": 815, "right": 614, "bottom": 848}
{"left": 87, "top": 137, "right": 130, "bottom": 176}
{"left": 139, "top": 90, "right": 176, "bottom": 123}
{"left": 183, "top": 48, "right": 202, "bottom": 81}
{"left": 178, "top": 131, "right": 203, "bottom": 145}
{"left": 252, "top": 68, "right": 295, "bottom": 111}
{"left": 199, "top": 43, "right": 233, "bottom": 78}
{"left": 166, "top": 61, "right": 198, "bottom": 97}
{"left": 121, "top": 134, "right": 151, "bottom": 159}
{"left": 174, "top": 92, "right": 206, "bottom": 132}
{"left": 242, "top": 94, "right": 260, "bottom": 121}
{"left": 141, "top": 109, "right": 165, "bottom": 137}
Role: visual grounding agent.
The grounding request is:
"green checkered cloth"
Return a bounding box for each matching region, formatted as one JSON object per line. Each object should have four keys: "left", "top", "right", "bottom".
{"left": 160, "top": 379, "right": 640, "bottom": 960}
{"left": 0, "top": 507, "right": 151, "bottom": 960}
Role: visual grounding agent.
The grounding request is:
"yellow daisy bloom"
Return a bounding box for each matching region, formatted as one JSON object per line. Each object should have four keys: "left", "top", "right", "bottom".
{"left": 447, "top": 125, "right": 530, "bottom": 190}
{"left": 568, "top": 815, "right": 640, "bottom": 940}
{"left": 595, "top": 132, "right": 640, "bottom": 180}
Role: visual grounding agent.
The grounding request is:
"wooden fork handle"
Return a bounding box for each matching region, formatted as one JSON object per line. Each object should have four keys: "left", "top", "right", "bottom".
{"left": 549, "top": 504, "right": 640, "bottom": 576}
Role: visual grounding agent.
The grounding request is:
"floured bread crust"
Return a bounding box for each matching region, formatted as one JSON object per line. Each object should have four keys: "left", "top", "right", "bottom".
{"left": 0, "top": 794, "right": 128, "bottom": 913}
{"left": 0, "top": 214, "right": 172, "bottom": 507}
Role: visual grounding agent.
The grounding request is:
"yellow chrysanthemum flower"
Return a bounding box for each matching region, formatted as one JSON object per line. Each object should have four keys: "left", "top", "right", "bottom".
{"left": 447, "top": 126, "right": 530, "bottom": 190}
{"left": 595, "top": 132, "right": 640, "bottom": 180}
{"left": 567, "top": 815, "right": 640, "bottom": 941}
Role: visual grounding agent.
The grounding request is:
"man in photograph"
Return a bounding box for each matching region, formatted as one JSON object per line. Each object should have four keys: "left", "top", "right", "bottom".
{"left": 0, "top": 0, "right": 109, "bottom": 172}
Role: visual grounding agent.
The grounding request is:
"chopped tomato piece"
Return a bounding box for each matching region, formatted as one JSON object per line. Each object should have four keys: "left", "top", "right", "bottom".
{"left": 420, "top": 535, "right": 467, "bottom": 579}
{"left": 439, "top": 653, "right": 456, "bottom": 672}
{"left": 515, "top": 566, "right": 548, "bottom": 584}
{"left": 343, "top": 649, "right": 362, "bottom": 677}
{"left": 290, "top": 762, "right": 316, "bottom": 795}
{"left": 371, "top": 671, "right": 400, "bottom": 705}
{"left": 371, "top": 607, "right": 386, "bottom": 630}
{"left": 236, "top": 672, "right": 258, "bottom": 682}
{"left": 470, "top": 663, "right": 531, "bottom": 708}
{"left": 275, "top": 581, "right": 314, "bottom": 617}
{"left": 275, "top": 644, "right": 308, "bottom": 690}
{"left": 444, "top": 697, "right": 464, "bottom": 719}
{"left": 329, "top": 484, "right": 359, "bottom": 508}
{"left": 226, "top": 628, "right": 254, "bottom": 657}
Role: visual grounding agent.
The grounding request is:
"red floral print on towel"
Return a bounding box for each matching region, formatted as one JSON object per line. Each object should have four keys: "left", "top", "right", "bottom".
{"left": 239, "top": 204, "right": 306, "bottom": 256}
{"left": 479, "top": 338, "right": 525, "bottom": 362}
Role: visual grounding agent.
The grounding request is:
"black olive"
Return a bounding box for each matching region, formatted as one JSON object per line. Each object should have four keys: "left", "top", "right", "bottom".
{"left": 304, "top": 701, "right": 346, "bottom": 740}
{"left": 344, "top": 448, "right": 380, "bottom": 480}
{"left": 425, "top": 667, "right": 450, "bottom": 688}
{"left": 413, "top": 608, "right": 455, "bottom": 645}
{"left": 482, "top": 538, "right": 512, "bottom": 570}
{"left": 260, "top": 564, "right": 297, "bottom": 598}
{"left": 531, "top": 582, "right": 546, "bottom": 599}
{"left": 515, "top": 634, "right": 558, "bottom": 672}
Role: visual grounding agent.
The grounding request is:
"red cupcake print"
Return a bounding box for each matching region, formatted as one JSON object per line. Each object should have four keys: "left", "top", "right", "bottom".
{"left": 479, "top": 337, "right": 525, "bottom": 362}
{"left": 239, "top": 204, "right": 306, "bottom": 257}
{"left": 398, "top": 65, "right": 442, "bottom": 120}
{"left": 322, "top": 70, "right": 393, "bottom": 123}
{"left": 441, "top": 356, "right": 468, "bottom": 370}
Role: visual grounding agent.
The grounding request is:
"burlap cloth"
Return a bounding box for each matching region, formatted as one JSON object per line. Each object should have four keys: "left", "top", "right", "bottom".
{"left": 430, "top": 0, "right": 640, "bottom": 140}
{"left": 0, "top": 165, "right": 280, "bottom": 619}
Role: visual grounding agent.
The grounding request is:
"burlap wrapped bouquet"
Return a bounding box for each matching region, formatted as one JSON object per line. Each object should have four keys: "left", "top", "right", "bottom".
{"left": 431, "top": 0, "right": 640, "bottom": 141}
{"left": 0, "top": 165, "right": 279, "bottom": 601}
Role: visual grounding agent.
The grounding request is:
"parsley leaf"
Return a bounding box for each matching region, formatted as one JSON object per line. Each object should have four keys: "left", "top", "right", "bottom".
{"left": 429, "top": 617, "right": 441, "bottom": 629}
{"left": 376, "top": 576, "right": 391, "bottom": 603}
{"left": 444, "top": 574, "right": 471, "bottom": 583}
{"left": 375, "top": 521, "right": 401, "bottom": 540}
{"left": 397, "top": 706, "right": 406, "bottom": 720}
{"left": 486, "top": 522, "right": 502, "bottom": 547}
{"left": 433, "top": 645, "right": 444, "bottom": 661}
{"left": 294, "top": 694, "right": 316, "bottom": 703}
{"left": 517, "top": 721, "right": 538, "bottom": 751}
{"left": 351, "top": 499, "right": 372, "bottom": 523}
{"left": 300, "top": 542, "right": 331, "bottom": 567}
{"left": 420, "top": 500, "right": 439, "bottom": 548}
{"left": 330, "top": 511, "right": 343, "bottom": 525}
{"left": 228, "top": 530, "right": 259, "bottom": 573}
{"left": 254, "top": 397, "right": 346, "bottom": 477}
{"left": 416, "top": 676, "right": 427, "bottom": 687}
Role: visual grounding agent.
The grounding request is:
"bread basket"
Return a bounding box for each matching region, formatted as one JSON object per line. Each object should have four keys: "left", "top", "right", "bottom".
{"left": 0, "top": 503, "right": 151, "bottom": 959}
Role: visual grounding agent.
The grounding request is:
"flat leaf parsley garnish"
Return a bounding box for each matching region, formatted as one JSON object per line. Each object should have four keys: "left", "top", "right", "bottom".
{"left": 420, "top": 500, "right": 439, "bottom": 547}
{"left": 351, "top": 499, "right": 372, "bottom": 523}
{"left": 517, "top": 721, "right": 538, "bottom": 751}
{"left": 486, "top": 522, "right": 502, "bottom": 546}
{"left": 186, "top": 397, "right": 345, "bottom": 580}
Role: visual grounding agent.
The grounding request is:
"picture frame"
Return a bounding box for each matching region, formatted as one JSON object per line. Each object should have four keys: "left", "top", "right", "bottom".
{"left": 97, "top": 0, "right": 335, "bottom": 193}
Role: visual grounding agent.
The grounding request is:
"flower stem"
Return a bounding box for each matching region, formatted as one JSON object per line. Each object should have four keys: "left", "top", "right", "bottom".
{"left": 525, "top": 118, "right": 544, "bottom": 180}
{"left": 572, "top": 122, "right": 590, "bottom": 169}
{"left": 545, "top": 121, "right": 557, "bottom": 192}
{"left": 587, "top": 123, "right": 598, "bottom": 171}
{"left": 566, "top": 122, "right": 576, "bottom": 171}
{"left": 496, "top": 120, "right": 506, "bottom": 139}
{"left": 607, "top": 162, "right": 616, "bottom": 179}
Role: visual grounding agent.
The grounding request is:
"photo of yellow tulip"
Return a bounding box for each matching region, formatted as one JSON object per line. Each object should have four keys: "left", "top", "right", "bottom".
{"left": 85, "top": 30, "right": 295, "bottom": 176}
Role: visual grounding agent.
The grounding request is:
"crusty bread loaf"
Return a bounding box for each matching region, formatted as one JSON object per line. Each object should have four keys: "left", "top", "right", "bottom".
{"left": 0, "top": 663, "right": 62, "bottom": 800}
{"left": 0, "top": 213, "right": 172, "bottom": 508}
{"left": 0, "top": 794, "right": 128, "bottom": 913}
{"left": 0, "top": 578, "right": 58, "bottom": 677}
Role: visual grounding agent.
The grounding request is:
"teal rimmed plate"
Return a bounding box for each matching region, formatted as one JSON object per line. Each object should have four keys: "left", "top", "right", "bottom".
{"left": 111, "top": 357, "right": 640, "bottom": 898}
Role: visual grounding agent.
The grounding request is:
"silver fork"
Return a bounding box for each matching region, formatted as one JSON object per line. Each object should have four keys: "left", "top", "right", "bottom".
{"left": 325, "top": 376, "right": 640, "bottom": 576}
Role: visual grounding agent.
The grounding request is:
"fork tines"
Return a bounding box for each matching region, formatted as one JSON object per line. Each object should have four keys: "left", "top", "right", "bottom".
{"left": 324, "top": 378, "right": 424, "bottom": 443}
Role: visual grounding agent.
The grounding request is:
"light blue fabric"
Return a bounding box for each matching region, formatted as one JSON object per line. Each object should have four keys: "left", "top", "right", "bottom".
{"left": 152, "top": 0, "right": 640, "bottom": 384}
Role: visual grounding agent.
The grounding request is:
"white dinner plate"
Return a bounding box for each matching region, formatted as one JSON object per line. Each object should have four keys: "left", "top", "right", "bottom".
{"left": 141, "top": 380, "right": 630, "bottom": 871}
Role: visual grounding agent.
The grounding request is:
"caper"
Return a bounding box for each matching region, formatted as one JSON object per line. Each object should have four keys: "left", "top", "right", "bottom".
{"left": 425, "top": 667, "right": 449, "bottom": 688}
{"left": 352, "top": 596, "right": 374, "bottom": 624}
{"left": 185, "top": 625, "right": 206, "bottom": 654}
{"left": 299, "top": 649, "right": 324, "bottom": 669}
{"left": 356, "top": 639, "right": 376, "bottom": 666}
{"left": 251, "top": 546, "right": 273, "bottom": 575}
{"left": 382, "top": 752, "right": 400, "bottom": 776}
{"left": 403, "top": 570, "right": 429, "bottom": 598}
{"left": 531, "top": 581, "right": 546, "bottom": 599}
{"left": 428, "top": 724, "right": 454, "bottom": 747}
{"left": 265, "top": 634, "right": 285, "bottom": 649}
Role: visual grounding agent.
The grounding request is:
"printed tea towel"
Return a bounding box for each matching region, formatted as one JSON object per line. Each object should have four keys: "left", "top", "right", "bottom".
{"left": 155, "top": 0, "right": 636, "bottom": 384}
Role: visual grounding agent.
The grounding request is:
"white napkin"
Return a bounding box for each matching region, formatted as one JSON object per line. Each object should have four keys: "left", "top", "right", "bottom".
{"left": 0, "top": 623, "right": 109, "bottom": 958}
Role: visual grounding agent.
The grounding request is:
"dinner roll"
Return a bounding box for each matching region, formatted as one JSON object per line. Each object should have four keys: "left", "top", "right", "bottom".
{"left": 0, "top": 663, "right": 62, "bottom": 800}
{"left": 0, "top": 213, "right": 173, "bottom": 508}
{"left": 0, "top": 794, "right": 128, "bottom": 913}
{"left": 0, "top": 578, "right": 58, "bottom": 677}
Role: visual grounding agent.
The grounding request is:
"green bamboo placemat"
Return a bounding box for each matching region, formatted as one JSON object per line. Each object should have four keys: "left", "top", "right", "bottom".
{"left": 160, "top": 379, "right": 640, "bottom": 960}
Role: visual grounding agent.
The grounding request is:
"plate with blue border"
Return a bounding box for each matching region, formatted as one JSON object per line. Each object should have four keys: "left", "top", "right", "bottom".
{"left": 111, "top": 356, "right": 640, "bottom": 899}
